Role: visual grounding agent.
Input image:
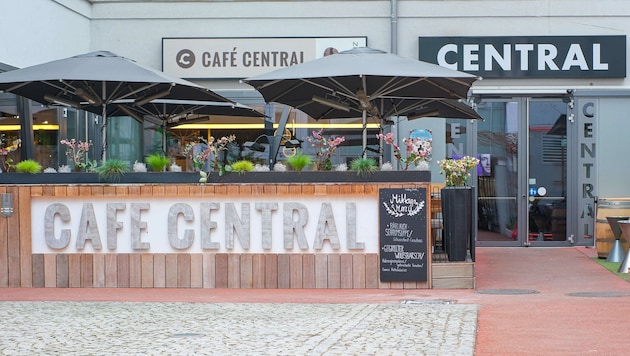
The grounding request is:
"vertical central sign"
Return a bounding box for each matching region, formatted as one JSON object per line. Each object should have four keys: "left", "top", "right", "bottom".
{"left": 379, "top": 188, "right": 428, "bottom": 282}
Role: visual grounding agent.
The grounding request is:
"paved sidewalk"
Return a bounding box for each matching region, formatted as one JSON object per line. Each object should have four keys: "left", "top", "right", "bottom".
{"left": 1, "top": 247, "right": 630, "bottom": 355}
{"left": 0, "top": 301, "right": 476, "bottom": 355}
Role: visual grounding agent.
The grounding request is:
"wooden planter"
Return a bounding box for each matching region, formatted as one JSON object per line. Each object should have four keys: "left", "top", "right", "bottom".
{"left": 0, "top": 170, "right": 430, "bottom": 184}
{"left": 0, "top": 170, "right": 474, "bottom": 290}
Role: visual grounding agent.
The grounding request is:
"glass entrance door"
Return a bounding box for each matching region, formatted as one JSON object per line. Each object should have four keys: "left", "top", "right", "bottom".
{"left": 475, "top": 97, "right": 572, "bottom": 246}
{"left": 475, "top": 100, "right": 520, "bottom": 245}
{"left": 526, "top": 99, "right": 568, "bottom": 245}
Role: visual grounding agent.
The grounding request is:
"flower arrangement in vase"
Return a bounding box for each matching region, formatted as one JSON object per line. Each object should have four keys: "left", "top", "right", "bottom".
{"left": 438, "top": 155, "right": 480, "bottom": 186}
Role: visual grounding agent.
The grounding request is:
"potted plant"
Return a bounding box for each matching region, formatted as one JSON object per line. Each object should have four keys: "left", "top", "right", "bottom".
{"left": 60, "top": 138, "right": 93, "bottom": 172}
{"left": 437, "top": 155, "right": 480, "bottom": 261}
{"left": 350, "top": 157, "right": 378, "bottom": 177}
{"left": 377, "top": 131, "right": 432, "bottom": 170}
{"left": 15, "top": 159, "right": 42, "bottom": 174}
{"left": 184, "top": 135, "right": 236, "bottom": 176}
{"left": 0, "top": 133, "right": 20, "bottom": 172}
{"left": 306, "top": 129, "right": 345, "bottom": 171}
{"left": 145, "top": 153, "right": 171, "bottom": 172}
{"left": 231, "top": 160, "right": 254, "bottom": 174}
{"left": 286, "top": 151, "right": 312, "bottom": 171}
{"left": 96, "top": 159, "right": 130, "bottom": 182}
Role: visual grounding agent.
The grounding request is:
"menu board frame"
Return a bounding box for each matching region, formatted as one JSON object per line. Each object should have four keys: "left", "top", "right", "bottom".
{"left": 379, "top": 188, "right": 428, "bottom": 282}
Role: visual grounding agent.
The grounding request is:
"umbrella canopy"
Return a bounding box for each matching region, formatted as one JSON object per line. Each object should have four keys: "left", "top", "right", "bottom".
{"left": 0, "top": 51, "right": 234, "bottom": 160}
{"left": 401, "top": 98, "right": 483, "bottom": 121}
{"left": 111, "top": 99, "right": 265, "bottom": 126}
{"left": 111, "top": 98, "right": 266, "bottom": 152}
{"left": 243, "top": 47, "right": 480, "bottom": 156}
{"left": 243, "top": 47, "right": 479, "bottom": 119}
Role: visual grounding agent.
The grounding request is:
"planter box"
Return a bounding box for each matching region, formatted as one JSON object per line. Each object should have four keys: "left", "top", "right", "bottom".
{"left": 441, "top": 186, "right": 474, "bottom": 262}
{"left": 0, "top": 170, "right": 430, "bottom": 185}
{"left": 208, "top": 170, "right": 429, "bottom": 184}
{"left": 0, "top": 172, "right": 199, "bottom": 184}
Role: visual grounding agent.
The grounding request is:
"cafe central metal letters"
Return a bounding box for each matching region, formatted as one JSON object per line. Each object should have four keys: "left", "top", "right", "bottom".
{"left": 34, "top": 198, "right": 373, "bottom": 254}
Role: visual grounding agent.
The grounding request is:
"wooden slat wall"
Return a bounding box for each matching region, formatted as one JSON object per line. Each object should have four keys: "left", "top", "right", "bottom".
{"left": 29, "top": 252, "right": 393, "bottom": 288}
{"left": 2, "top": 182, "right": 439, "bottom": 289}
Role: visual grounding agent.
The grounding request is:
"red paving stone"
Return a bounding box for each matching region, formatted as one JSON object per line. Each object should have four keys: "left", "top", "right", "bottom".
{"left": 2, "top": 246, "right": 629, "bottom": 355}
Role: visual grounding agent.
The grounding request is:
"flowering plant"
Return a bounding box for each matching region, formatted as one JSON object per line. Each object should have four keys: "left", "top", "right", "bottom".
{"left": 307, "top": 129, "right": 345, "bottom": 171}
{"left": 184, "top": 135, "right": 236, "bottom": 175}
{"left": 438, "top": 155, "right": 480, "bottom": 187}
{"left": 0, "top": 133, "right": 20, "bottom": 172}
{"left": 377, "top": 131, "right": 432, "bottom": 170}
{"left": 60, "top": 138, "right": 92, "bottom": 171}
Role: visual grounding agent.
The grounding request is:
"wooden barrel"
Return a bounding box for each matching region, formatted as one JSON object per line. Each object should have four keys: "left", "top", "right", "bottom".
{"left": 595, "top": 200, "right": 630, "bottom": 258}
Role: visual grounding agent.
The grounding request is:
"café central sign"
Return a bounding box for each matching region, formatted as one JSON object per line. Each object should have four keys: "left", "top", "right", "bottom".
{"left": 419, "top": 35, "right": 626, "bottom": 78}
{"left": 163, "top": 37, "right": 367, "bottom": 79}
{"left": 31, "top": 197, "right": 377, "bottom": 254}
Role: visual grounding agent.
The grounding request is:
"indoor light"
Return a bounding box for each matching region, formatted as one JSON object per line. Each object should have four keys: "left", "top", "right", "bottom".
{"left": 312, "top": 95, "right": 351, "bottom": 112}
{"left": 43, "top": 94, "right": 80, "bottom": 108}
{"left": 134, "top": 89, "right": 171, "bottom": 106}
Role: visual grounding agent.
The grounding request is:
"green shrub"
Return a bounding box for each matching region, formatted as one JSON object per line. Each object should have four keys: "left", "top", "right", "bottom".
{"left": 15, "top": 159, "right": 42, "bottom": 174}
{"left": 231, "top": 160, "right": 254, "bottom": 174}
{"left": 145, "top": 153, "right": 171, "bottom": 172}
{"left": 96, "top": 159, "right": 130, "bottom": 182}
{"left": 350, "top": 157, "right": 378, "bottom": 177}
{"left": 286, "top": 151, "right": 312, "bottom": 171}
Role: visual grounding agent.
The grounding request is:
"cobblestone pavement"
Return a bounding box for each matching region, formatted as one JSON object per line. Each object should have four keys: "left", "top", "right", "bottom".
{"left": 0, "top": 301, "right": 477, "bottom": 355}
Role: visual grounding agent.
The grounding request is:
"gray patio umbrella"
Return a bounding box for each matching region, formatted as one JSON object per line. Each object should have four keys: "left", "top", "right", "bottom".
{"left": 243, "top": 47, "right": 481, "bottom": 156}
{"left": 112, "top": 99, "right": 265, "bottom": 124}
{"left": 395, "top": 98, "right": 483, "bottom": 121}
{"left": 111, "top": 98, "right": 266, "bottom": 152}
{"left": 0, "top": 51, "right": 234, "bottom": 160}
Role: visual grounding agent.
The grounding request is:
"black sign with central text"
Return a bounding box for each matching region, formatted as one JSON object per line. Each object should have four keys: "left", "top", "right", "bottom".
{"left": 419, "top": 35, "right": 626, "bottom": 79}
{"left": 379, "top": 188, "right": 428, "bottom": 282}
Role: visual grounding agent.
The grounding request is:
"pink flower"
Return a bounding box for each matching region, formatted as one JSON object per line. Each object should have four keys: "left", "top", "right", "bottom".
{"left": 307, "top": 129, "right": 345, "bottom": 171}
{"left": 376, "top": 132, "right": 395, "bottom": 145}
{"left": 312, "top": 129, "right": 323, "bottom": 140}
{"left": 378, "top": 132, "right": 432, "bottom": 170}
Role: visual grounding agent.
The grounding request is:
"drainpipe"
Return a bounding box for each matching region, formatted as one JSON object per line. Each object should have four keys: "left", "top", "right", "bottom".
{"left": 390, "top": 0, "right": 398, "bottom": 54}
{"left": 381, "top": 0, "right": 399, "bottom": 166}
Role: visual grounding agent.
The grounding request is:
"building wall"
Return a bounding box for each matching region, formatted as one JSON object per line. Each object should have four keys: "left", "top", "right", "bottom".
{"left": 4, "top": 1, "right": 630, "bottom": 89}
{"left": 1, "top": 0, "right": 91, "bottom": 68}
{"left": 596, "top": 96, "right": 630, "bottom": 198}
{"left": 83, "top": 0, "right": 630, "bottom": 91}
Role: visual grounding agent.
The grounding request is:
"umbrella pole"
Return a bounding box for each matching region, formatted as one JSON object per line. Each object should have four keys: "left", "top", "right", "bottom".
{"left": 362, "top": 109, "right": 367, "bottom": 159}
{"left": 163, "top": 121, "right": 167, "bottom": 155}
{"left": 101, "top": 82, "right": 107, "bottom": 162}
{"left": 101, "top": 103, "right": 107, "bottom": 161}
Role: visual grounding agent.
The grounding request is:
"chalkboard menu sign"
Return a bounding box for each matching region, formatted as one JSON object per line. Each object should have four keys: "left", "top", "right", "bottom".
{"left": 379, "top": 188, "right": 428, "bottom": 282}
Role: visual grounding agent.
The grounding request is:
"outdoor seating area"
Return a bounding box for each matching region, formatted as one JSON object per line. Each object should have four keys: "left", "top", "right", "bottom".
{"left": 0, "top": 47, "right": 482, "bottom": 290}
